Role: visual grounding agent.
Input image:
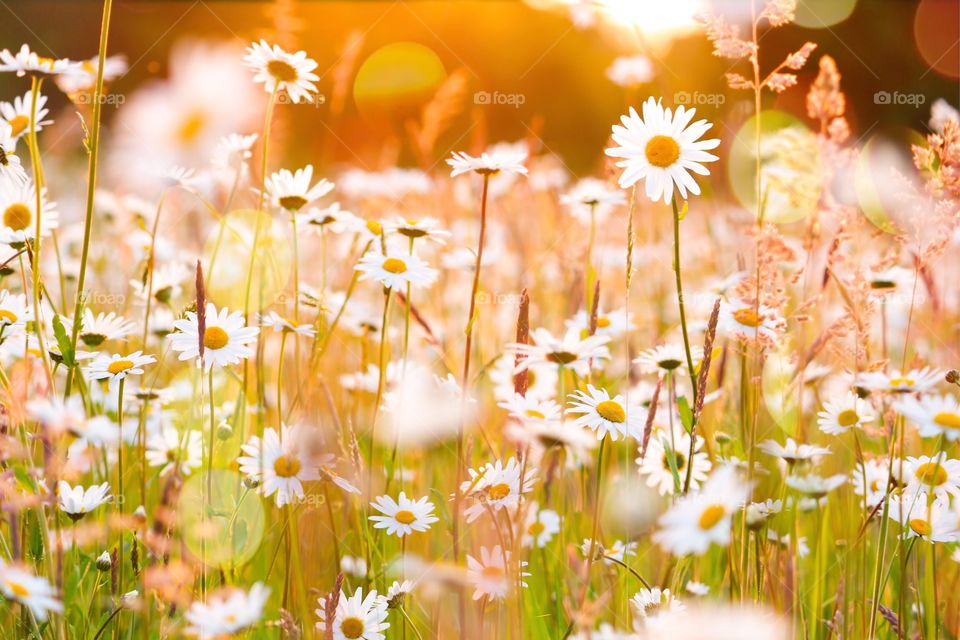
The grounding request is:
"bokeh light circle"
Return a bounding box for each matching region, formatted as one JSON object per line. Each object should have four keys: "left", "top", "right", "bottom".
{"left": 353, "top": 42, "right": 446, "bottom": 118}
{"left": 793, "top": 0, "right": 857, "bottom": 29}
{"left": 914, "top": 0, "right": 960, "bottom": 79}
{"left": 203, "top": 209, "right": 292, "bottom": 311}
{"left": 180, "top": 469, "right": 266, "bottom": 567}
{"left": 728, "top": 110, "right": 822, "bottom": 224}
{"left": 854, "top": 130, "right": 926, "bottom": 235}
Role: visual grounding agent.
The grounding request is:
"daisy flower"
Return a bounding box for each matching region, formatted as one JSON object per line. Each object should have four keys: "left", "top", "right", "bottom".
{"left": 85, "top": 351, "right": 155, "bottom": 392}
{"left": 857, "top": 367, "right": 942, "bottom": 394}
{"left": 631, "top": 587, "right": 685, "bottom": 623}
{"left": 685, "top": 581, "right": 710, "bottom": 596}
{"left": 54, "top": 54, "right": 127, "bottom": 96}
{"left": 634, "top": 343, "right": 704, "bottom": 377}
{"left": 895, "top": 393, "right": 960, "bottom": 440}
{"left": 74, "top": 309, "right": 138, "bottom": 347}
{"left": 169, "top": 303, "right": 259, "bottom": 369}
{"left": 211, "top": 132, "right": 257, "bottom": 172}
{"left": 758, "top": 438, "right": 830, "bottom": 466}
{"left": 57, "top": 481, "right": 111, "bottom": 521}
{"left": 717, "top": 300, "right": 783, "bottom": 341}
{"left": 340, "top": 555, "right": 367, "bottom": 578}
{"left": 785, "top": 473, "right": 846, "bottom": 499}
{"left": 817, "top": 391, "right": 876, "bottom": 435}
{"left": 744, "top": 499, "right": 782, "bottom": 529}
{"left": 0, "top": 44, "right": 81, "bottom": 77}
{"left": 559, "top": 178, "right": 626, "bottom": 222}
{"left": 316, "top": 587, "right": 389, "bottom": 640}
{"left": 368, "top": 492, "right": 438, "bottom": 538}
{"left": 508, "top": 327, "right": 610, "bottom": 377}
{"left": 261, "top": 311, "right": 316, "bottom": 339}
{"left": 0, "top": 561, "right": 62, "bottom": 622}
{"left": 653, "top": 465, "right": 750, "bottom": 556}
{"left": 889, "top": 495, "right": 954, "bottom": 542}
{"left": 606, "top": 54, "right": 655, "bottom": 87}
{"left": 131, "top": 261, "right": 190, "bottom": 304}
{"left": 498, "top": 392, "right": 562, "bottom": 424}
{"left": 383, "top": 580, "right": 414, "bottom": 608}
{"left": 639, "top": 431, "right": 711, "bottom": 496}
{"left": 296, "top": 202, "right": 353, "bottom": 234}
{"left": 0, "top": 179, "right": 58, "bottom": 246}
{"left": 522, "top": 502, "right": 561, "bottom": 548}
{"left": 581, "top": 539, "right": 638, "bottom": 565}
{"left": 243, "top": 40, "right": 319, "bottom": 104}
{"left": 184, "top": 582, "right": 270, "bottom": 637}
{"left": 264, "top": 165, "right": 333, "bottom": 212}
{"left": 145, "top": 426, "right": 202, "bottom": 476}
{"left": 237, "top": 424, "right": 321, "bottom": 507}
{"left": 0, "top": 289, "right": 31, "bottom": 334}
{"left": 565, "top": 306, "right": 635, "bottom": 338}
{"left": 0, "top": 90, "right": 52, "bottom": 140}
{"left": 460, "top": 457, "right": 536, "bottom": 523}
{"left": 904, "top": 454, "right": 960, "bottom": 502}
{"left": 604, "top": 97, "right": 720, "bottom": 203}
{"left": 447, "top": 149, "right": 528, "bottom": 177}
{"left": 466, "top": 546, "right": 529, "bottom": 601}
{"left": 852, "top": 458, "right": 891, "bottom": 508}
{"left": 343, "top": 212, "right": 388, "bottom": 241}
{"left": 567, "top": 384, "right": 642, "bottom": 441}
{"left": 0, "top": 123, "right": 26, "bottom": 185}
{"left": 355, "top": 250, "right": 438, "bottom": 290}
{"left": 384, "top": 216, "right": 452, "bottom": 244}
{"left": 26, "top": 395, "right": 90, "bottom": 438}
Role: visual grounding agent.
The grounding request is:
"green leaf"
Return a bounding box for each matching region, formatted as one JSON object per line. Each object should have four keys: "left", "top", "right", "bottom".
{"left": 52, "top": 315, "right": 75, "bottom": 368}
{"left": 663, "top": 435, "right": 682, "bottom": 495}
{"left": 13, "top": 466, "right": 36, "bottom": 493}
{"left": 678, "top": 396, "right": 694, "bottom": 434}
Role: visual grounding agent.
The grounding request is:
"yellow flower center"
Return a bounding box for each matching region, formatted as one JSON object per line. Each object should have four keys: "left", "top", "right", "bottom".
{"left": 482, "top": 565, "right": 505, "bottom": 578}
{"left": 5, "top": 579, "right": 29, "bottom": 598}
{"left": 266, "top": 59, "right": 298, "bottom": 83}
{"left": 278, "top": 195, "right": 307, "bottom": 211}
{"left": 732, "top": 308, "right": 761, "bottom": 327}
{"left": 888, "top": 377, "right": 914, "bottom": 388}
{"left": 595, "top": 400, "right": 625, "bottom": 423}
{"left": 528, "top": 521, "right": 545, "bottom": 535}
{"left": 7, "top": 115, "right": 28, "bottom": 138}
{"left": 273, "top": 455, "right": 302, "bottom": 478}
{"left": 698, "top": 504, "right": 726, "bottom": 530}
{"left": 0, "top": 309, "right": 17, "bottom": 324}
{"left": 915, "top": 462, "right": 948, "bottom": 486}
{"left": 3, "top": 203, "right": 31, "bottom": 231}
{"left": 645, "top": 135, "right": 680, "bottom": 168}
{"left": 382, "top": 258, "right": 407, "bottom": 274}
{"left": 933, "top": 412, "right": 960, "bottom": 429}
{"left": 837, "top": 409, "right": 860, "bottom": 427}
{"left": 340, "top": 617, "right": 365, "bottom": 639}
{"left": 909, "top": 518, "right": 931, "bottom": 536}
{"left": 487, "top": 482, "right": 511, "bottom": 501}
{"left": 107, "top": 359, "right": 134, "bottom": 375}
{"left": 203, "top": 326, "right": 229, "bottom": 350}
{"left": 525, "top": 409, "right": 545, "bottom": 419}
{"left": 596, "top": 316, "right": 611, "bottom": 328}
{"left": 365, "top": 219, "right": 382, "bottom": 235}
{"left": 394, "top": 509, "right": 416, "bottom": 525}
{"left": 178, "top": 111, "right": 206, "bottom": 143}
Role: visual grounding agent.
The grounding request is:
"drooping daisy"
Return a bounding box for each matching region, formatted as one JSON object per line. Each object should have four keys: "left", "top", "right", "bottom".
{"left": 130, "top": 261, "right": 190, "bottom": 305}
{"left": 904, "top": 454, "right": 960, "bottom": 502}
{"left": 84, "top": 351, "right": 155, "bottom": 392}
{"left": 498, "top": 393, "right": 562, "bottom": 425}
{"left": 243, "top": 40, "right": 319, "bottom": 104}
{"left": 565, "top": 306, "right": 635, "bottom": 339}
{"left": 604, "top": 97, "right": 720, "bottom": 203}
{"left": 639, "top": 431, "right": 711, "bottom": 496}
{"left": 316, "top": 587, "right": 389, "bottom": 640}
{"left": 508, "top": 327, "right": 610, "bottom": 377}
{"left": 581, "top": 538, "right": 638, "bottom": 565}
{"left": 559, "top": 177, "right": 626, "bottom": 222}
{"left": 0, "top": 123, "right": 26, "bottom": 185}
{"left": 522, "top": 502, "right": 561, "bottom": 548}
{"left": 744, "top": 499, "right": 782, "bottom": 529}
{"left": 74, "top": 309, "right": 138, "bottom": 347}
{"left": 145, "top": 426, "right": 203, "bottom": 476}
{"left": 261, "top": 311, "right": 316, "bottom": 339}
{"left": 894, "top": 393, "right": 960, "bottom": 440}
{"left": 758, "top": 438, "right": 830, "bottom": 466}
{"left": 567, "top": 385, "right": 642, "bottom": 441}
{"left": 653, "top": 465, "right": 750, "bottom": 556}
{"left": 0, "top": 90, "right": 52, "bottom": 140}
{"left": 57, "top": 481, "right": 111, "bottom": 521}
{"left": 460, "top": 457, "right": 536, "bottom": 523}
{"left": 264, "top": 165, "right": 333, "bottom": 212}
{"left": 817, "top": 391, "right": 876, "bottom": 435}
{"left": 169, "top": 303, "right": 259, "bottom": 369}
{"left": 466, "top": 546, "right": 529, "bottom": 601}
{"left": 296, "top": 202, "right": 353, "bottom": 234}
{"left": 0, "top": 561, "right": 62, "bottom": 622}
{"left": 383, "top": 580, "right": 414, "bottom": 609}
{"left": 0, "top": 289, "right": 31, "bottom": 335}
{"left": 0, "top": 44, "right": 81, "bottom": 77}
{"left": 634, "top": 343, "right": 704, "bottom": 378}
{"left": 355, "top": 250, "right": 438, "bottom": 290}
{"left": 717, "top": 300, "right": 784, "bottom": 341}
{"left": 236, "top": 424, "right": 321, "bottom": 507}
{"left": 0, "top": 179, "right": 58, "bottom": 246}
{"left": 447, "top": 149, "right": 528, "bottom": 177}
{"left": 368, "top": 492, "right": 438, "bottom": 538}
{"left": 184, "top": 582, "right": 270, "bottom": 637}
{"left": 857, "top": 367, "right": 942, "bottom": 394}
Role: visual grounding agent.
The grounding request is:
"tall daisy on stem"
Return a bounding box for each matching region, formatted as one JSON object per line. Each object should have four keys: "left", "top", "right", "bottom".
{"left": 605, "top": 96, "right": 719, "bottom": 490}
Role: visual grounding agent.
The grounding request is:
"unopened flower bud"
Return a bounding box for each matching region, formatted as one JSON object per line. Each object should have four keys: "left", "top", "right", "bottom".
{"left": 946, "top": 369, "right": 959, "bottom": 385}
{"left": 96, "top": 551, "right": 112, "bottom": 571}
{"left": 216, "top": 422, "right": 233, "bottom": 441}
